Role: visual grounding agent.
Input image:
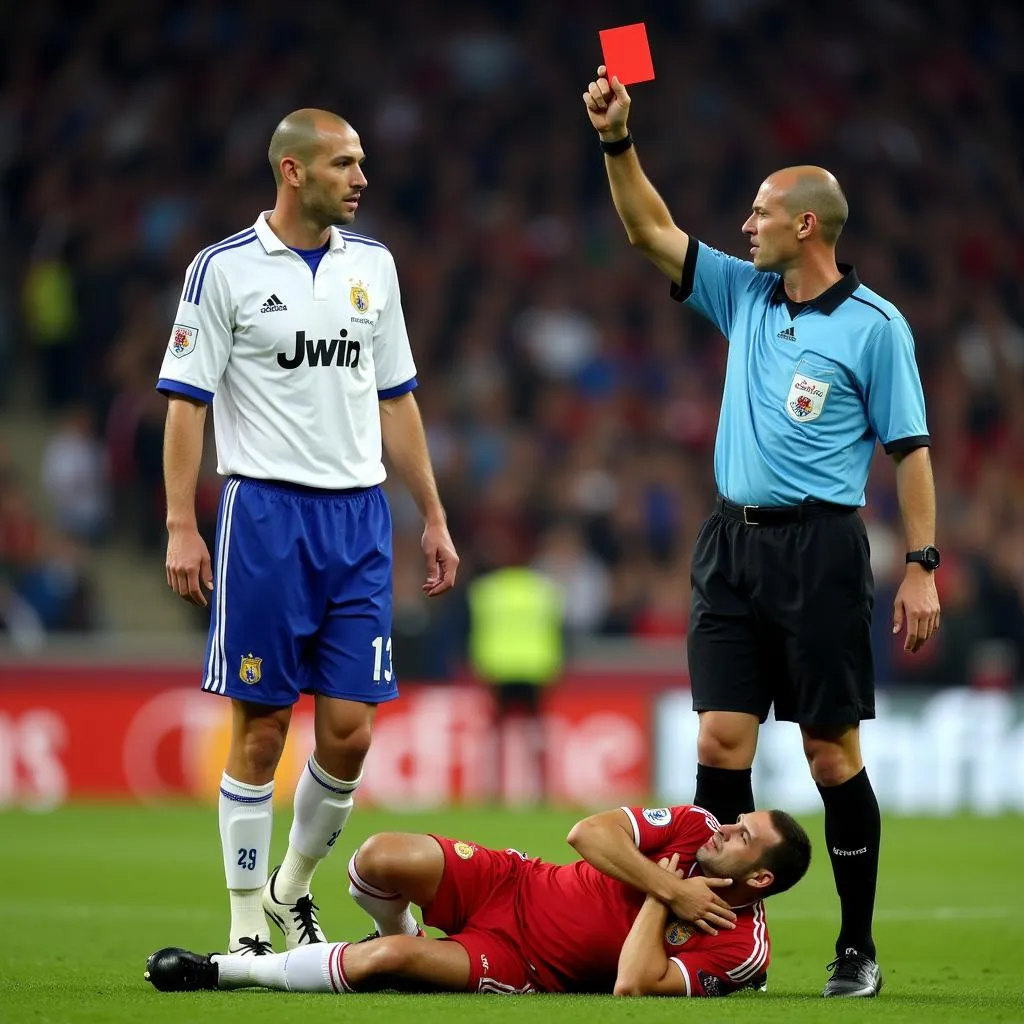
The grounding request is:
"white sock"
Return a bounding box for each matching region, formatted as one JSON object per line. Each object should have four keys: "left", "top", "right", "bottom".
{"left": 285, "top": 942, "right": 350, "bottom": 992}
{"left": 348, "top": 851, "right": 420, "bottom": 936}
{"left": 277, "top": 757, "right": 360, "bottom": 903}
{"left": 213, "top": 943, "right": 350, "bottom": 992}
{"left": 211, "top": 951, "right": 269, "bottom": 990}
{"left": 219, "top": 773, "right": 274, "bottom": 946}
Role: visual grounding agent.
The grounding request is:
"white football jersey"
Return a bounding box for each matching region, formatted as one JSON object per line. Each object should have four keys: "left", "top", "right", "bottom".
{"left": 157, "top": 213, "right": 417, "bottom": 489}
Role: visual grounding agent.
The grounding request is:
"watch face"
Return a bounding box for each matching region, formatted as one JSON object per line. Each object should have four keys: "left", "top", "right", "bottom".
{"left": 908, "top": 547, "right": 941, "bottom": 570}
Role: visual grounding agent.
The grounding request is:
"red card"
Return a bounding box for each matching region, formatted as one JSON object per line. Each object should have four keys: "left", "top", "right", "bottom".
{"left": 599, "top": 22, "right": 655, "bottom": 86}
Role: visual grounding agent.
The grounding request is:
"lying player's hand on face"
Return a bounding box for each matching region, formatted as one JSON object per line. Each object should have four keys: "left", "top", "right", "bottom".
{"left": 582, "top": 65, "right": 631, "bottom": 137}
{"left": 658, "top": 853, "right": 684, "bottom": 877}
{"left": 667, "top": 876, "right": 737, "bottom": 936}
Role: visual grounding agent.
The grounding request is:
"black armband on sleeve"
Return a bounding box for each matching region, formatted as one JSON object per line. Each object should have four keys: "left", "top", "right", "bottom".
{"left": 669, "top": 239, "right": 700, "bottom": 302}
{"left": 884, "top": 435, "right": 931, "bottom": 456}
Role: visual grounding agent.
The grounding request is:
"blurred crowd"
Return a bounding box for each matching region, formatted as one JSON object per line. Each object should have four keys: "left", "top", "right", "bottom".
{"left": 1, "top": 0, "right": 1022, "bottom": 685}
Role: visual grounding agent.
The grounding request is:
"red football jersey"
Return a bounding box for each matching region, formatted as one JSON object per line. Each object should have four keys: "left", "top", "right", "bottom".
{"left": 514, "top": 805, "right": 769, "bottom": 995}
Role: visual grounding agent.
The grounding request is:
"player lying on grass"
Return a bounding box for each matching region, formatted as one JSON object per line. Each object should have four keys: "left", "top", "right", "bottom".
{"left": 146, "top": 803, "right": 810, "bottom": 997}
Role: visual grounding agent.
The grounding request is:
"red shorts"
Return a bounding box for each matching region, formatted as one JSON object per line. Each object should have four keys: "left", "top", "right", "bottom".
{"left": 421, "top": 835, "right": 538, "bottom": 994}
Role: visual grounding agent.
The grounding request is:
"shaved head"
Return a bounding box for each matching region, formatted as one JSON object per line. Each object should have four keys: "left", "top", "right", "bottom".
{"left": 268, "top": 108, "right": 352, "bottom": 186}
{"left": 768, "top": 166, "right": 848, "bottom": 245}
{"left": 265, "top": 107, "right": 366, "bottom": 237}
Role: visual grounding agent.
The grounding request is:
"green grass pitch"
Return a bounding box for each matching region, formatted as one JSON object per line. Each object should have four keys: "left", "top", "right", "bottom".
{"left": 1, "top": 805, "right": 1022, "bottom": 1023}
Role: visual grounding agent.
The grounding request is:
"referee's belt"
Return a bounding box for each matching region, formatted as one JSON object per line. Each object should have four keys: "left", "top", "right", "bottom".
{"left": 715, "top": 495, "right": 857, "bottom": 526}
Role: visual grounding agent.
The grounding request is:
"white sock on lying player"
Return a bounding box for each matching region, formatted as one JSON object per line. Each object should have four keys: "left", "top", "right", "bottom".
{"left": 347, "top": 851, "right": 420, "bottom": 936}
{"left": 212, "top": 942, "right": 352, "bottom": 992}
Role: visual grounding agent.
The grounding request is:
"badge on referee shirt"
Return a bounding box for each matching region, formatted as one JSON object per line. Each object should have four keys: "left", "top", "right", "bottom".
{"left": 786, "top": 370, "right": 831, "bottom": 422}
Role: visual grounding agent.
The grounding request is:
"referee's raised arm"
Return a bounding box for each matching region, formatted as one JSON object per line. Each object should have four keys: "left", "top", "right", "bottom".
{"left": 583, "top": 66, "right": 689, "bottom": 285}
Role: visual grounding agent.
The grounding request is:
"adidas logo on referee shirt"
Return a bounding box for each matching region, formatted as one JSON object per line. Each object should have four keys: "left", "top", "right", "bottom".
{"left": 261, "top": 294, "right": 287, "bottom": 313}
{"left": 777, "top": 325, "right": 796, "bottom": 341}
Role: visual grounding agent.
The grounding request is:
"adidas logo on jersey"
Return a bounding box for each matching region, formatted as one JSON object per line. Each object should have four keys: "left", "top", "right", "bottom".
{"left": 261, "top": 294, "right": 287, "bottom": 313}
{"left": 777, "top": 325, "right": 796, "bottom": 341}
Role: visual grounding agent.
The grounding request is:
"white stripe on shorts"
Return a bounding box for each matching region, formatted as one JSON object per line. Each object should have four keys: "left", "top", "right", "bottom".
{"left": 203, "top": 478, "right": 241, "bottom": 694}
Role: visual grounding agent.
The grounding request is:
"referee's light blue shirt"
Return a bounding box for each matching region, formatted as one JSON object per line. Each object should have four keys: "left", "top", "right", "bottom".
{"left": 672, "top": 241, "right": 930, "bottom": 507}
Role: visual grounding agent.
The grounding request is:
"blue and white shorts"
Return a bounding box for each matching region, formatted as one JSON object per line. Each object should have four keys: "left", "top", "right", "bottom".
{"left": 201, "top": 477, "right": 398, "bottom": 706}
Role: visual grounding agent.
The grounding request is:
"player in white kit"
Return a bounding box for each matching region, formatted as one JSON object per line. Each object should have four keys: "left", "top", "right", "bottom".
{"left": 157, "top": 109, "right": 459, "bottom": 955}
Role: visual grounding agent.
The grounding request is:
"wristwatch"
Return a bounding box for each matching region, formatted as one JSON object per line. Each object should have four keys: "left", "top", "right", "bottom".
{"left": 906, "top": 546, "right": 941, "bottom": 571}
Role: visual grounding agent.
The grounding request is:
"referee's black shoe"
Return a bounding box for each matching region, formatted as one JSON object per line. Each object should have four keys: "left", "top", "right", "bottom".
{"left": 145, "top": 947, "right": 219, "bottom": 992}
{"left": 822, "top": 949, "right": 883, "bottom": 997}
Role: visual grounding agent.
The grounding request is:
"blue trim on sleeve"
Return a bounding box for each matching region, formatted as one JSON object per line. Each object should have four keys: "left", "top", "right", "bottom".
{"left": 185, "top": 227, "right": 253, "bottom": 301}
{"left": 188, "top": 230, "right": 257, "bottom": 303}
{"left": 377, "top": 377, "right": 418, "bottom": 400}
{"left": 157, "top": 378, "right": 215, "bottom": 403}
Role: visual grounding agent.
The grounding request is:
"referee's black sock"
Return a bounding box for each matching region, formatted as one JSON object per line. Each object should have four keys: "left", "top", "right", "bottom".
{"left": 818, "top": 767, "right": 880, "bottom": 961}
{"left": 693, "top": 764, "right": 754, "bottom": 827}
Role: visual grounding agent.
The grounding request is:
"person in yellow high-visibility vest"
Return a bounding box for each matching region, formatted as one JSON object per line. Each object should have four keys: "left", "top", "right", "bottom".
{"left": 467, "top": 565, "right": 565, "bottom": 805}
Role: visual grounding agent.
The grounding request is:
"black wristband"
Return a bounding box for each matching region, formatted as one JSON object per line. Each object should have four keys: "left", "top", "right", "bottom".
{"left": 600, "top": 133, "right": 634, "bottom": 156}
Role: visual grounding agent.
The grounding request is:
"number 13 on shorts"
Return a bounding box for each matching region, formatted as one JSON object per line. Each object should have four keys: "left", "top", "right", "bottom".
{"left": 371, "top": 635, "right": 393, "bottom": 683}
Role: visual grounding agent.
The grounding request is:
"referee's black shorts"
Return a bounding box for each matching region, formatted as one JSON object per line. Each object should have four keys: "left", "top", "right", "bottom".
{"left": 688, "top": 498, "right": 875, "bottom": 726}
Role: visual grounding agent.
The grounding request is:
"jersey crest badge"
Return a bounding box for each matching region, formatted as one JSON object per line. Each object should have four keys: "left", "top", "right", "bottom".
{"left": 169, "top": 324, "right": 198, "bottom": 358}
{"left": 350, "top": 281, "right": 370, "bottom": 314}
{"left": 239, "top": 653, "right": 263, "bottom": 684}
{"left": 642, "top": 807, "right": 672, "bottom": 826}
{"left": 453, "top": 841, "right": 475, "bottom": 860}
{"left": 665, "top": 920, "right": 696, "bottom": 946}
{"left": 786, "top": 372, "right": 831, "bottom": 422}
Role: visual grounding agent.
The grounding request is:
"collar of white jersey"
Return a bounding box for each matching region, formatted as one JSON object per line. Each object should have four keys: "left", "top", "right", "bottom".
{"left": 253, "top": 212, "right": 347, "bottom": 254}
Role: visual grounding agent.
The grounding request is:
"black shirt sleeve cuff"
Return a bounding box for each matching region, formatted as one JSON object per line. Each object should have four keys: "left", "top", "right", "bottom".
{"left": 884, "top": 435, "right": 931, "bottom": 456}
{"left": 669, "top": 238, "right": 700, "bottom": 303}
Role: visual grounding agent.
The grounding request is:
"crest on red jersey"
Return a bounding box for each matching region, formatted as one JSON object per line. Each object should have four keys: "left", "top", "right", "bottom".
{"left": 664, "top": 920, "right": 696, "bottom": 946}
{"left": 642, "top": 807, "right": 672, "bottom": 826}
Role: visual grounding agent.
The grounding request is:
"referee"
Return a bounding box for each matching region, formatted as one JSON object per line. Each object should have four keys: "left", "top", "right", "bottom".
{"left": 583, "top": 70, "right": 940, "bottom": 998}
